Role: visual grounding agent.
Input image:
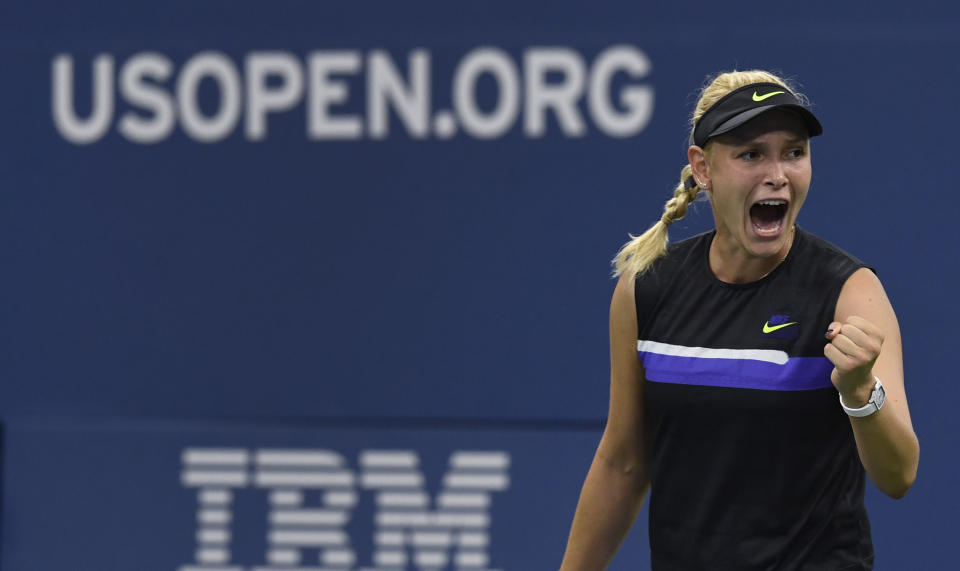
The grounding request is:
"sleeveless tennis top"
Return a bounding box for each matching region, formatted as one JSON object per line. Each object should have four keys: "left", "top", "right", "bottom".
{"left": 636, "top": 227, "right": 874, "bottom": 570}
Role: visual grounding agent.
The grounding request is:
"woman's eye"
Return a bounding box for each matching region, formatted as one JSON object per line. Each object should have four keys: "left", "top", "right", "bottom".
{"left": 786, "top": 148, "right": 806, "bottom": 159}
{"left": 740, "top": 150, "right": 760, "bottom": 160}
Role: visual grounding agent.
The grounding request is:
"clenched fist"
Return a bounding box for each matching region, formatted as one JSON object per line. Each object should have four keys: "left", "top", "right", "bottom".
{"left": 824, "top": 315, "right": 884, "bottom": 407}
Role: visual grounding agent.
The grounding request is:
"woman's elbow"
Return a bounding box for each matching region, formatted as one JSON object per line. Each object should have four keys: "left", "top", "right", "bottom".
{"left": 879, "top": 463, "right": 918, "bottom": 500}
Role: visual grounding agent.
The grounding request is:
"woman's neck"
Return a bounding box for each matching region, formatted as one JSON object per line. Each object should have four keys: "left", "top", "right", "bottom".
{"left": 708, "top": 226, "right": 795, "bottom": 284}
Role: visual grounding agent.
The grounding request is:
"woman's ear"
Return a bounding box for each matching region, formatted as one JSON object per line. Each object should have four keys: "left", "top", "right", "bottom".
{"left": 687, "top": 145, "right": 710, "bottom": 190}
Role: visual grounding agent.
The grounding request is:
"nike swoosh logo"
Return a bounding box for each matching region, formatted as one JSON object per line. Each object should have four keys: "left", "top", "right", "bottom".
{"left": 752, "top": 90, "right": 785, "bottom": 102}
{"left": 763, "top": 321, "right": 797, "bottom": 333}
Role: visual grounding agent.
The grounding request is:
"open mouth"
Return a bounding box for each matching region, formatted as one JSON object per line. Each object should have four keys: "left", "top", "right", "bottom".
{"left": 749, "top": 199, "right": 788, "bottom": 236}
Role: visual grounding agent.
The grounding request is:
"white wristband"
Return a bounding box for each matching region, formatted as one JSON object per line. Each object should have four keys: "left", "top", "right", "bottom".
{"left": 839, "top": 377, "right": 886, "bottom": 418}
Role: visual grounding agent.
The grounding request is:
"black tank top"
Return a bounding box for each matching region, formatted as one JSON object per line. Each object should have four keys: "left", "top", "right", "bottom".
{"left": 635, "top": 227, "right": 874, "bottom": 571}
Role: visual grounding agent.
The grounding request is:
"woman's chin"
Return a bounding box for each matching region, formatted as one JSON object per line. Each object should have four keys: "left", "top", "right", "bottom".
{"left": 744, "top": 223, "right": 792, "bottom": 257}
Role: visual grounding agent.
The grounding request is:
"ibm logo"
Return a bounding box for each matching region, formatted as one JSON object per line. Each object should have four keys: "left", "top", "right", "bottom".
{"left": 179, "top": 448, "right": 510, "bottom": 571}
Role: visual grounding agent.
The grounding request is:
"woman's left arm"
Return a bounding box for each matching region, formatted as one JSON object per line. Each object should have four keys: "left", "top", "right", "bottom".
{"left": 825, "top": 267, "right": 919, "bottom": 499}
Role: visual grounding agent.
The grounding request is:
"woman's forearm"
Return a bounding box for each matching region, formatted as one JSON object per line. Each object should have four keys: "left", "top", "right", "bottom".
{"left": 846, "top": 397, "right": 919, "bottom": 499}
{"left": 560, "top": 450, "right": 649, "bottom": 570}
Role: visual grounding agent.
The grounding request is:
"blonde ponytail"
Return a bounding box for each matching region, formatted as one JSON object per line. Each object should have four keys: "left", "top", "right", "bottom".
{"left": 612, "top": 165, "right": 700, "bottom": 278}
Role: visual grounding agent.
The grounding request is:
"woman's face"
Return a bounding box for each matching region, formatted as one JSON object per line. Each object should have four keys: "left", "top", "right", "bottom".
{"left": 694, "top": 110, "right": 812, "bottom": 260}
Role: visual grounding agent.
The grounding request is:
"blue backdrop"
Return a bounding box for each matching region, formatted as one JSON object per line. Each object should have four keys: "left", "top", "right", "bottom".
{"left": 0, "top": 1, "right": 957, "bottom": 569}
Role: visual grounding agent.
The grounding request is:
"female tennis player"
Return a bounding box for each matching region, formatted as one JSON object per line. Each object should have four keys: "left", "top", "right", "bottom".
{"left": 559, "top": 70, "right": 919, "bottom": 570}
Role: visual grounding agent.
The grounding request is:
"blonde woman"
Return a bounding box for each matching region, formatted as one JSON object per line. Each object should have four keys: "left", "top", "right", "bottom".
{"left": 560, "top": 71, "right": 919, "bottom": 570}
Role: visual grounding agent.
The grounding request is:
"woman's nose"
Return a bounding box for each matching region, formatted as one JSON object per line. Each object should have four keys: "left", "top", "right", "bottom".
{"left": 766, "top": 160, "right": 788, "bottom": 188}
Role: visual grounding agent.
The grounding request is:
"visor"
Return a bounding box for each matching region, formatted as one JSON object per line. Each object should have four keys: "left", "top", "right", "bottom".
{"left": 691, "top": 82, "right": 822, "bottom": 147}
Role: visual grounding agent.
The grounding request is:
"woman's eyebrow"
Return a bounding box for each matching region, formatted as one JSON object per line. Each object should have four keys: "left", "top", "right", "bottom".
{"left": 731, "top": 135, "right": 810, "bottom": 147}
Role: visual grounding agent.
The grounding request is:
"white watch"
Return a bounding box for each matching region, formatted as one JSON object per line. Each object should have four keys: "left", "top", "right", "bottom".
{"left": 839, "top": 377, "right": 886, "bottom": 417}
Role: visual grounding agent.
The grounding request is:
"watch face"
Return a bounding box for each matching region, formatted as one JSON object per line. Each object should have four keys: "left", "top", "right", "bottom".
{"left": 873, "top": 383, "right": 886, "bottom": 409}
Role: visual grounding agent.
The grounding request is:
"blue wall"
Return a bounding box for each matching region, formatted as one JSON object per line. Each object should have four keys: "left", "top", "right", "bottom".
{"left": 1, "top": 1, "right": 957, "bottom": 569}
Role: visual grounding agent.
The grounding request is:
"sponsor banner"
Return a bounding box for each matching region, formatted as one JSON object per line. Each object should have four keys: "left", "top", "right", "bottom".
{"left": 0, "top": 418, "right": 651, "bottom": 570}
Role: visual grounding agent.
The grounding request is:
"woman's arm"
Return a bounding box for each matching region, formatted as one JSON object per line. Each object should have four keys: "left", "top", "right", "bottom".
{"left": 560, "top": 273, "right": 649, "bottom": 570}
{"left": 825, "top": 267, "right": 919, "bottom": 499}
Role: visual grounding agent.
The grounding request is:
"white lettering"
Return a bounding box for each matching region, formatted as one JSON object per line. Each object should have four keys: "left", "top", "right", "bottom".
{"left": 179, "top": 448, "right": 249, "bottom": 570}
{"left": 177, "top": 52, "right": 242, "bottom": 143}
{"left": 453, "top": 48, "right": 520, "bottom": 139}
{"left": 360, "top": 449, "right": 509, "bottom": 571}
{"left": 179, "top": 447, "right": 508, "bottom": 570}
{"left": 307, "top": 51, "right": 362, "bottom": 140}
{"left": 245, "top": 52, "right": 304, "bottom": 141}
{"left": 588, "top": 45, "right": 654, "bottom": 138}
{"left": 52, "top": 54, "right": 114, "bottom": 144}
{"left": 118, "top": 52, "right": 175, "bottom": 144}
{"left": 367, "top": 50, "right": 430, "bottom": 139}
{"left": 256, "top": 449, "right": 356, "bottom": 570}
{"left": 523, "top": 48, "right": 587, "bottom": 137}
{"left": 51, "top": 46, "right": 655, "bottom": 144}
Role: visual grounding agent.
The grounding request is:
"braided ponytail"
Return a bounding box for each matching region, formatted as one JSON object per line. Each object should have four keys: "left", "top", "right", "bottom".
{"left": 612, "top": 165, "right": 701, "bottom": 277}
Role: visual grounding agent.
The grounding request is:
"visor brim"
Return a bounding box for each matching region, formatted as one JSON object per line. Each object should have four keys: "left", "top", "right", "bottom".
{"left": 708, "top": 104, "right": 823, "bottom": 141}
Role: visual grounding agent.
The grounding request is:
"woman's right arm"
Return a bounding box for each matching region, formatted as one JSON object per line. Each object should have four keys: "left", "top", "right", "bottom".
{"left": 559, "top": 273, "right": 650, "bottom": 570}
